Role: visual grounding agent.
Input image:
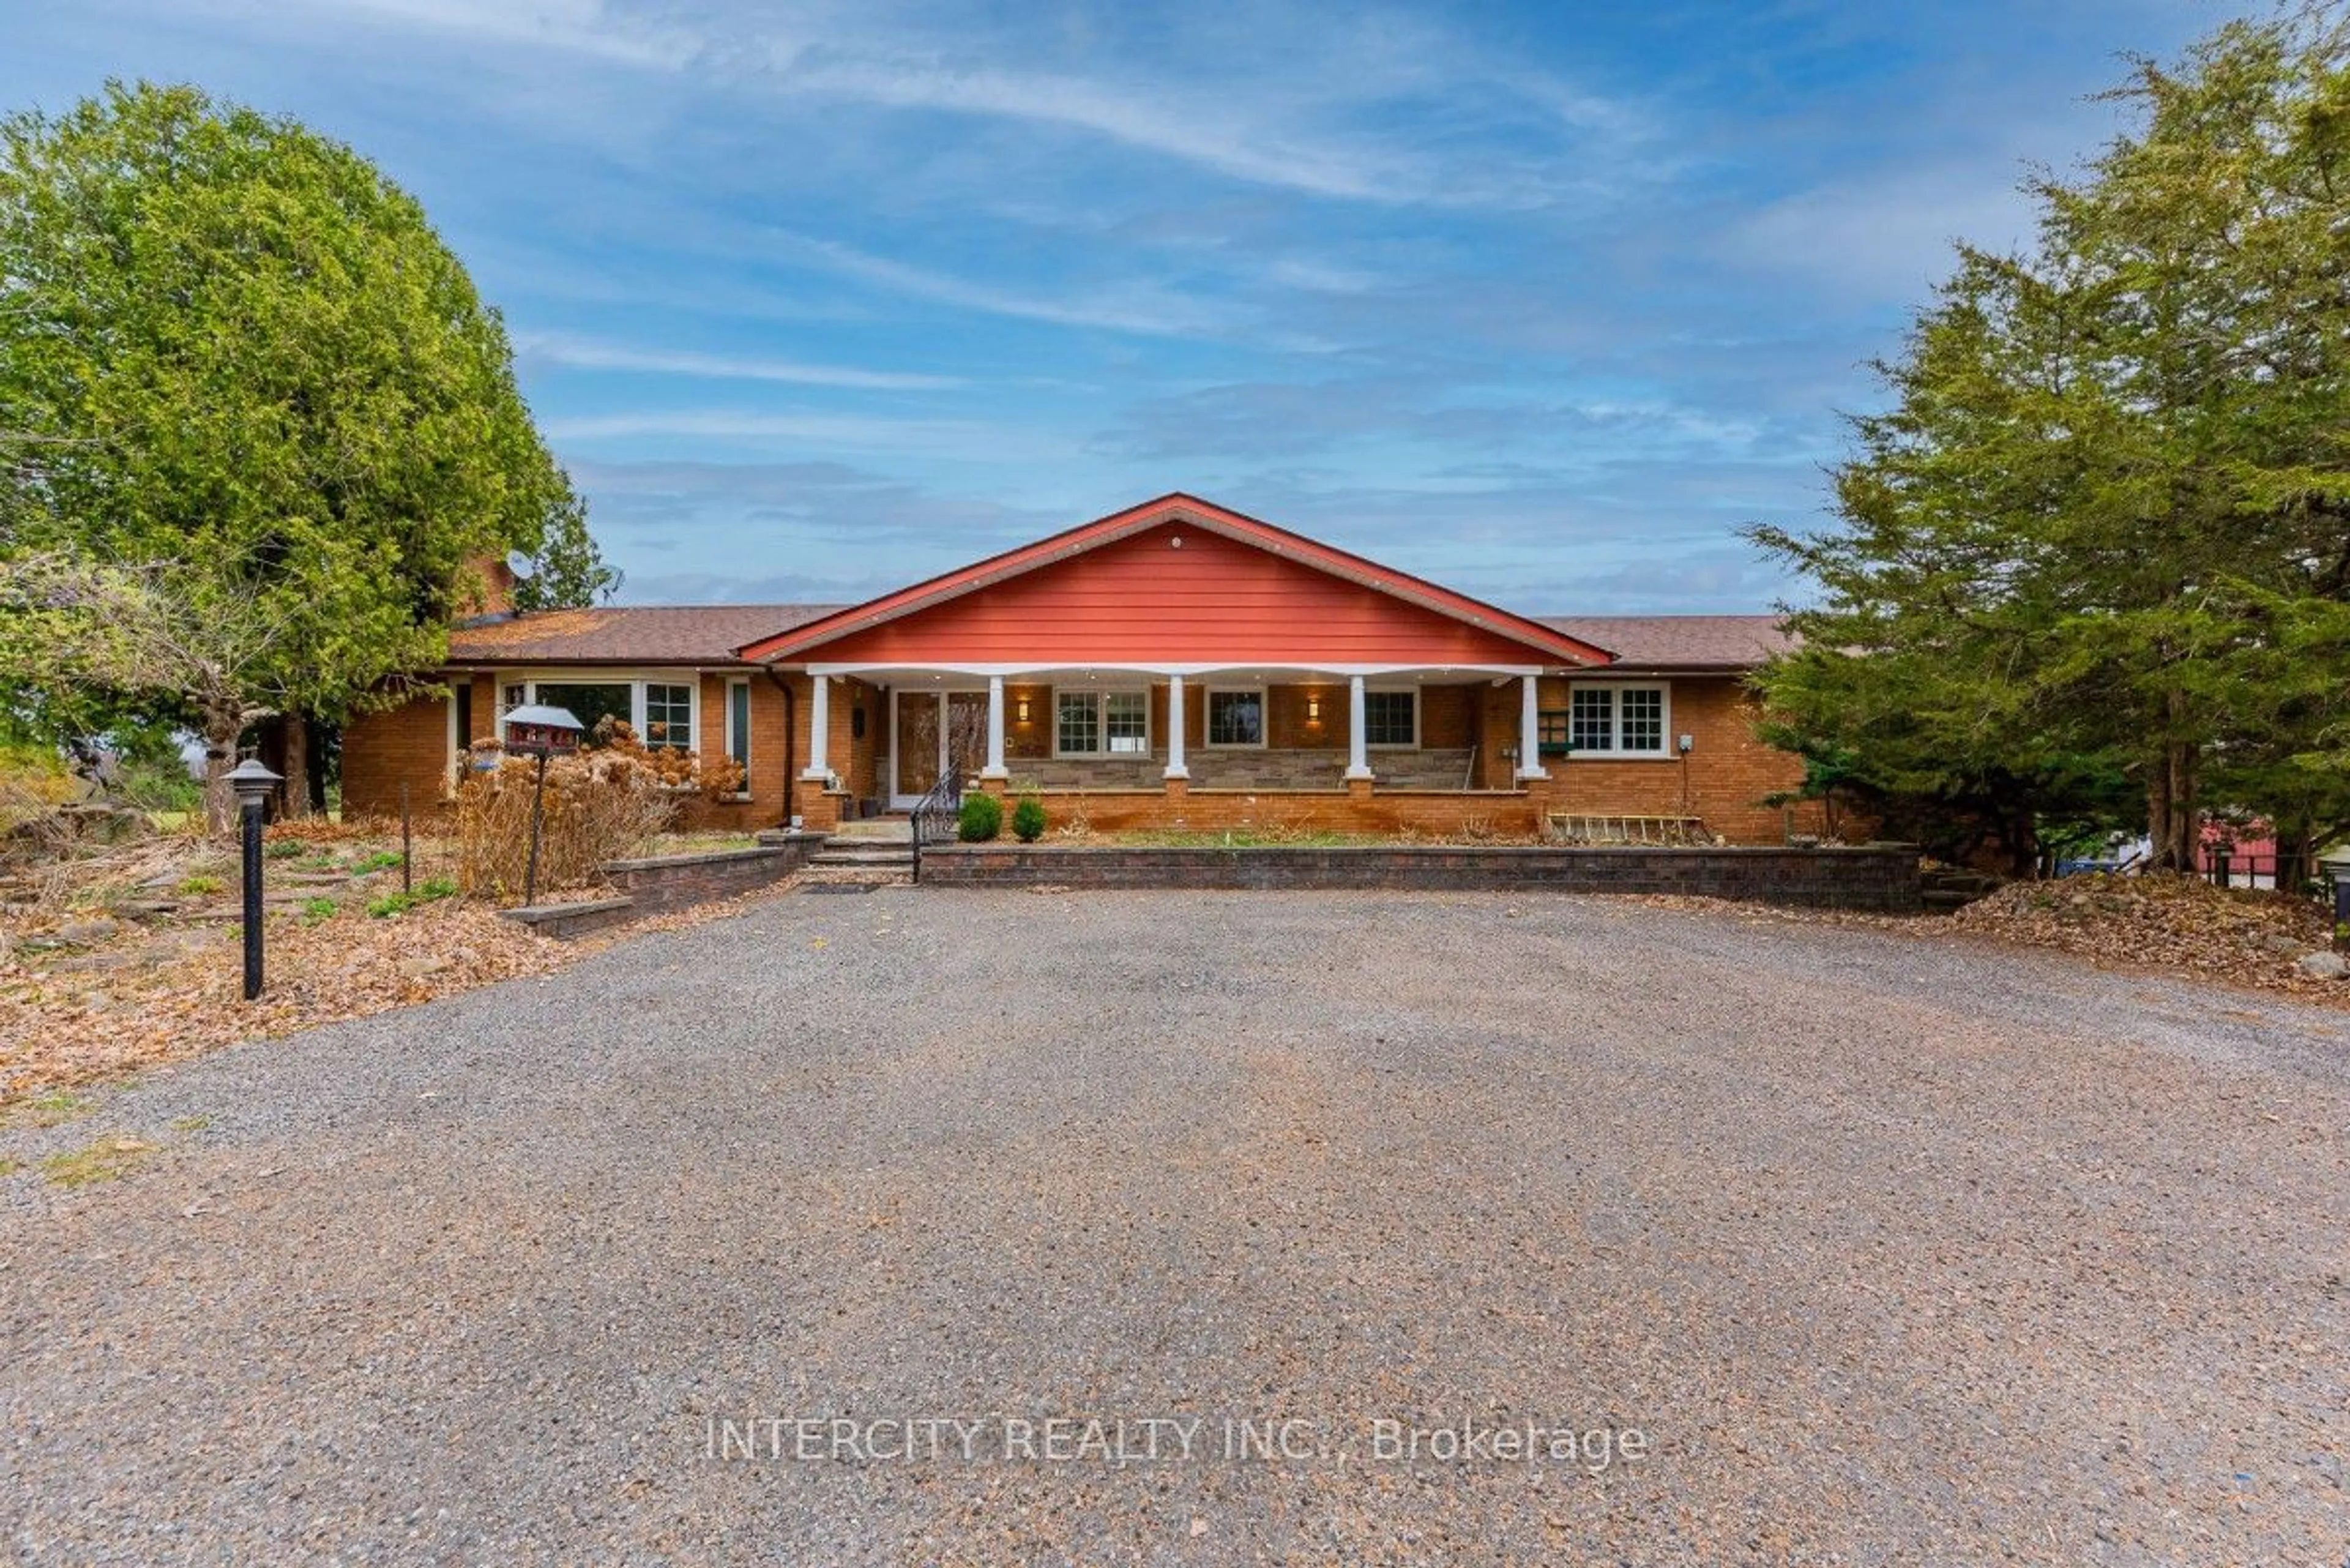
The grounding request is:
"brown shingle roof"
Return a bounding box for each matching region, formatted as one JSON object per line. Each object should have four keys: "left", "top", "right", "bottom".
{"left": 446, "top": 605, "right": 843, "bottom": 666}
{"left": 441, "top": 605, "right": 1791, "bottom": 671}
{"left": 1537, "top": 615, "right": 1795, "bottom": 671}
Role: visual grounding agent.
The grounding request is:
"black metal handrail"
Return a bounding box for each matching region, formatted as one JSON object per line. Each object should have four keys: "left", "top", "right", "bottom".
{"left": 908, "top": 762, "right": 964, "bottom": 883}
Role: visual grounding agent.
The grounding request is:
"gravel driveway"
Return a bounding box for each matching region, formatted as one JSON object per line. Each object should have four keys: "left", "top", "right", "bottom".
{"left": 3, "top": 890, "right": 2346, "bottom": 1564}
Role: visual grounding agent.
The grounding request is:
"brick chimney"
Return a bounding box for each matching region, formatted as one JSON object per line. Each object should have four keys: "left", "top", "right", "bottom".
{"left": 460, "top": 553, "right": 520, "bottom": 619}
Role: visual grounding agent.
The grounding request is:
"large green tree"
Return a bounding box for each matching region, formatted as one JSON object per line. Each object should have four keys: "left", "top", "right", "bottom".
{"left": 511, "top": 488, "right": 622, "bottom": 613}
{"left": 1751, "top": 12, "right": 2350, "bottom": 876}
{"left": 0, "top": 81, "right": 611, "bottom": 825}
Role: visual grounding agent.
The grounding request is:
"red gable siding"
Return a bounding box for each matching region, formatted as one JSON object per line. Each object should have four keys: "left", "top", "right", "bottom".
{"left": 800, "top": 522, "right": 1557, "bottom": 666}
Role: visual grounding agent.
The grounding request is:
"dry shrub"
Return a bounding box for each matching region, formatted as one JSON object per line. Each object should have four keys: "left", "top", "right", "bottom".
{"left": 452, "top": 722, "right": 737, "bottom": 902}
{"left": 263, "top": 813, "right": 396, "bottom": 846}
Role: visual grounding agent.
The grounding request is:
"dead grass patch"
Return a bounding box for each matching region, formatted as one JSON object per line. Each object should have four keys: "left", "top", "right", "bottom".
{"left": 40, "top": 1132, "right": 156, "bottom": 1188}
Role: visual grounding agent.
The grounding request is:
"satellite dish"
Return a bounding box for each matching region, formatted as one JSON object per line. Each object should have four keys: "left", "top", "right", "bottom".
{"left": 503, "top": 550, "right": 534, "bottom": 579}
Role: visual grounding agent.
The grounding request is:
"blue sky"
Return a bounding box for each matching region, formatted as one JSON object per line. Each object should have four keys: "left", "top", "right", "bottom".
{"left": 2, "top": 0, "right": 2216, "bottom": 612}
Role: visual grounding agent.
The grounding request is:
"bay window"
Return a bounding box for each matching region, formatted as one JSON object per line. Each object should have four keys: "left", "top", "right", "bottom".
{"left": 496, "top": 675, "right": 700, "bottom": 752}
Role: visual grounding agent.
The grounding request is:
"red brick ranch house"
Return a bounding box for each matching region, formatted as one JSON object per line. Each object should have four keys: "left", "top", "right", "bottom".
{"left": 343, "top": 494, "right": 1819, "bottom": 843}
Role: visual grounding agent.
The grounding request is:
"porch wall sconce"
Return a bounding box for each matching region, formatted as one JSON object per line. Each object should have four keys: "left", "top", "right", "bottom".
{"left": 1307, "top": 693, "right": 1321, "bottom": 723}
{"left": 1016, "top": 696, "right": 1031, "bottom": 724}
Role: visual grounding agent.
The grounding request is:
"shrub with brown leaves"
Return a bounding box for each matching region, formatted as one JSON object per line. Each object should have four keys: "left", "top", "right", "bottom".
{"left": 454, "top": 749, "right": 670, "bottom": 902}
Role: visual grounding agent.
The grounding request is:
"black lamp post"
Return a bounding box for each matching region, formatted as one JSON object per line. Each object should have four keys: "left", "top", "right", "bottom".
{"left": 502, "top": 704, "right": 583, "bottom": 905}
{"left": 227, "top": 756, "right": 282, "bottom": 1001}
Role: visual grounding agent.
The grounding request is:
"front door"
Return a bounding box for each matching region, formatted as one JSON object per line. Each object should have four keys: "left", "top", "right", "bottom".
{"left": 946, "top": 691, "right": 989, "bottom": 781}
{"left": 889, "top": 689, "right": 990, "bottom": 808}
{"left": 893, "top": 690, "right": 940, "bottom": 805}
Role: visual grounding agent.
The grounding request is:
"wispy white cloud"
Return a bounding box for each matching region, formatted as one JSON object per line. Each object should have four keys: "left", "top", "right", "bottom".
{"left": 542, "top": 407, "right": 1081, "bottom": 466}
{"left": 265, "top": 0, "right": 1643, "bottom": 210}
{"left": 515, "top": 331, "right": 962, "bottom": 390}
{"left": 1726, "top": 165, "right": 2037, "bottom": 302}
{"left": 253, "top": 0, "right": 700, "bottom": 69}
{"left": 764, "top": 231, "right": 1239, "bottom": 340}
{"left": 775, "top": 56, "right": 1420, "bottom": 203}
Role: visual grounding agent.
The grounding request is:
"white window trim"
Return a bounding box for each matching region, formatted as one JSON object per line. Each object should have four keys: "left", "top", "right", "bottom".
{"left": 1564, "top": 681, "right": 1674, "bottom": 760}
{"left": 1363, "top": 684, "right": 1420, "bottom": 750}
{"left": 1204, "top": 685, "right": 1269, "bottom": 749}
{"left": 445, "top": 679, "right": 471, "bottom": 794}
{"left": 494, "top": 670, "right": 703, "bottom": 753}
{"left": 722, "top": 677, "right": 753, "bottom": 801}
{"left": 1052, "top": 687, "right": 1152, "bottom": 760}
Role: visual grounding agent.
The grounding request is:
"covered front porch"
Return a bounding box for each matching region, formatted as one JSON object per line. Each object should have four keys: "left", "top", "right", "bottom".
{"left": 808, "top": 665, "right": 1553, "bottom": 829}
{"left": 739, "top": 496, "right": 1621, "bottom": 835}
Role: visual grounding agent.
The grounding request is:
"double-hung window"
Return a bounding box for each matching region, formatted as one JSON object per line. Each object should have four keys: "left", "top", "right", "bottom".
{"left": 1564, "top": 684, "right": 1669, "bottom": 756}
{"left": 1363, "top": 689, "right": 1417, "bottom": 749}
{"left": 1055, "top": 690, "right": 1149, "bottom": 757}
{"left": 643, "top": 682, "right": 693, "bottom": 750}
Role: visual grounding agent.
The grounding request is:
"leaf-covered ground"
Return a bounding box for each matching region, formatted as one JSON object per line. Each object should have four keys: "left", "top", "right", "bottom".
{"left": 0, "top": 902, "right": 570, "bottom": 1105}
{"left": 1940, "top": 872, "right": 2342, "bottom": 999}
{"left": 0, "top": 817, "right": 790, "bottom": 1109}
{"left": 1651, "top": 871, "right": 2346, "bottom": 1006}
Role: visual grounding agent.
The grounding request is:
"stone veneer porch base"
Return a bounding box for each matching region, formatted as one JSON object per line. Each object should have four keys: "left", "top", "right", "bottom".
{"left": 916, "top": 843, "right": 1922, "bottom": 911}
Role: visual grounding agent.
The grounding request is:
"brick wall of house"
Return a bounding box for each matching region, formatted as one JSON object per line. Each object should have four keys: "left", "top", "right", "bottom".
{"left": 785, "top": 672, "right": 884, "bottom": 831}
{"left": 1005, "top": 682, "right": 1051, "bottom": 760}
{"left": 345, "top": 668, "right": 1832, "bottom": 843}
{"left": 1539, "top": 673, "right": 1827, "bottom": 842}
{"left": 341, "top": 691, "right": 452, "bottom": 819}
{"left": 347, "top": 671, "right": 813, "bottom": 832}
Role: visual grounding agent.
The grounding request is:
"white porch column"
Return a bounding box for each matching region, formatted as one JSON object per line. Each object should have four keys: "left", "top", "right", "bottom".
{"left": 982, "top": 675, "right": 1009, "bottom": 778}
{"left": 801, "top": 673, "right": 831, "bottom": 781}
{"left": 1164, "top": 675, "right": 1188, "bottom": 779}
{"left": 1518, "top": 673, "right": 1548, "bottom": 780}
{"left": 1345, "top": 675, "right": 1373, "bottom": 781}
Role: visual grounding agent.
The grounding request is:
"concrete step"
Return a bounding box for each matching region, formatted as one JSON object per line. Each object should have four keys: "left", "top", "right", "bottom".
{"left": 800, "top": 864, "right": 914, "bottom": 887}
{"left": 811, "top": 847, "right": 916, "bottom": 867}
{"left": 830, "top": 820, "right": 912, "bottom": 843}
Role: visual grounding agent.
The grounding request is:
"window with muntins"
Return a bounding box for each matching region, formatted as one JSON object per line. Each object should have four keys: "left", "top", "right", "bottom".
{"left": 1056, "top": 692, "right": 1099, "bottom": 755}
{"left": 1207, "top": 689, "right": 1264, "bottom": 746}
{"left": 1619, "top": 687, "right": 1663, "bottom": 753}
{"left": 1103, "top": 692, "right": 1149, "bottom": 755}
{"left": 1363, "top": 690, "right": 1416, "bottom": 747}
{"left": 644, "top": 683, "right": 693, "bottom": 750}
{"left": 1057, "top": 690, "right": 1148, "bottom": 756}
{"left": 1566, "top": 685, "right": 1669, "bottom": 755}
{"left": 1569, "top": 688, "right": 1615, "bottom": 753}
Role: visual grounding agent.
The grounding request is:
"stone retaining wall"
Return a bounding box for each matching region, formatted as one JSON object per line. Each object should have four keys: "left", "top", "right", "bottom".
{"left": 601, "top": 840, "right": 823, "bottom": 913}
{"left": 501, "top": 835, "right": 827, "bottom": 939}
{"left": 918, "top": 843, "right": 1921, "bottom": 911}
